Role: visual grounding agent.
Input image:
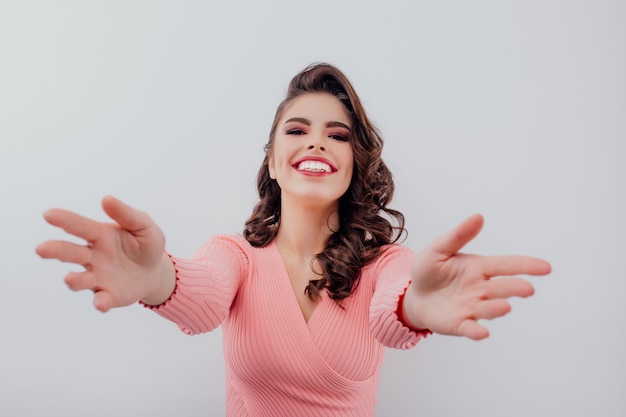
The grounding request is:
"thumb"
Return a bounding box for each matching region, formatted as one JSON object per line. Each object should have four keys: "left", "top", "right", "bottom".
{"left": 430, "top": 213, "right": 484, "bottom": 256}
{"left": 101, "top": 195, "right": 151, "bottom": 234}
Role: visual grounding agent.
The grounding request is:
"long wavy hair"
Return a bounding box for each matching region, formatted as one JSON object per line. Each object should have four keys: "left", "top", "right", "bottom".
{"left": 244, "top": 62, "right": 406, "bottom": 302}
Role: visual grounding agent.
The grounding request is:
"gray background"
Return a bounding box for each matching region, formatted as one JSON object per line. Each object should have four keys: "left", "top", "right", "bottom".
{"left": 1, "top": 1, "right": 624, "bottom": 416}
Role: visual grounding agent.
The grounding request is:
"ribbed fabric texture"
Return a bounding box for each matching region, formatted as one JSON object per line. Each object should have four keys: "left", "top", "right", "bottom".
{"left": 145, "top": 235, "right": 428, "bottom": 417}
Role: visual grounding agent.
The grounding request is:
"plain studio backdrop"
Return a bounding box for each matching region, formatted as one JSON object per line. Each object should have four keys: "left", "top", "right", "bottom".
{"left": 1, "top": 1, "right": 624, "bottom": 416}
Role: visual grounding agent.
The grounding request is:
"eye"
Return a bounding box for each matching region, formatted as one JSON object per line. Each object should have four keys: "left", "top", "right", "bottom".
{"left": 329, "top": 133, "right": 349, "bottom": 142}
{"left": 287, "top": 129, "right": 306, "bottom": 135}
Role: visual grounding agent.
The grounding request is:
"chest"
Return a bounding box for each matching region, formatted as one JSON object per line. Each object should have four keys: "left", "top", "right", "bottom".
{"left": 280, "top": 255, "right": 320, "bottom": 323}
{"left": 221, "top": 244, "right": 384, "bottom": 384}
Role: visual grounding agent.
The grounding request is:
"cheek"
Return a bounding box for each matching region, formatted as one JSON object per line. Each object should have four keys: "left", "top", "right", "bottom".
{"left": 344, "top": 150, "right": 355, "bottom": 178}
{"left": 269, "top": 141, "right": 295, "bottom": 171}
{"left": 268, "top": 157, "right": 276, "bottom": 179}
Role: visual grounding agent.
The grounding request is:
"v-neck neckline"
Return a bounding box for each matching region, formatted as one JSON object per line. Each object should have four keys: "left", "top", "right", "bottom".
{"left": 270, "top": 240, "right": 324, "bottom": 327}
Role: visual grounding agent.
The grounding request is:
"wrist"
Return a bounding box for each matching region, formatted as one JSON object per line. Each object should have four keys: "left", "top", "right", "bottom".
{"left": 140, "top": 252, "right": 177, "bottom": 306}
{"left": 397, "top": 288, "right": 430, "bottom": 332}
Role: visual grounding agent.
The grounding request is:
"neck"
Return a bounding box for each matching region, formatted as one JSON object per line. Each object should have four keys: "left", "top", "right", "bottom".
{"left": 274, "top": 196, "right": 339, "bottom": 258}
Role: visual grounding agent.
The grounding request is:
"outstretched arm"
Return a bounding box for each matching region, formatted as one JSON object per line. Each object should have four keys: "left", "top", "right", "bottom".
{"left": 402, "top": 214, "right": 551, "bottom": 340}
{"left": 36, "top": 196, "right": 176, "bottom": 312}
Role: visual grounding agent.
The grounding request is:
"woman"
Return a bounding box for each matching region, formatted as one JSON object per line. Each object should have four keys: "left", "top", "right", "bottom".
{"left": 36, "top": 63, "right": 551, "bottom": 416}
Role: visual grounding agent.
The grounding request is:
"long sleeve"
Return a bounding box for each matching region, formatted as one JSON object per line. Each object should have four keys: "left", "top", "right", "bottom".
{"left": 369, "top": 245, "right": 430, "bottom": 349}
{"left": 142, "top": 234, "right": 249, "bottom": 335}
{"left": 141, "top": 238, "right": 428, "bottom": 416}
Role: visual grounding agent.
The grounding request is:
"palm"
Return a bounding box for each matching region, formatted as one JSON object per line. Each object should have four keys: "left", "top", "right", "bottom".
{"left": 408, "top": 215, "right": 551, "bottom": 340}
{"left": 36, "top": 196, "right": 167, "bottom": 312}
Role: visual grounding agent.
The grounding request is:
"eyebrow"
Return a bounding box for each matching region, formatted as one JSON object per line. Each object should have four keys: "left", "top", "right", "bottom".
{"left": 284, "top": 117, "right": 351, "bottom": 132}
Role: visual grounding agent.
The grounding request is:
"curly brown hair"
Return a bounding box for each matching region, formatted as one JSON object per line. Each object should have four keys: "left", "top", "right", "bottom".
{"left": 244, "top": 62, "right": 406, "bottom": 302}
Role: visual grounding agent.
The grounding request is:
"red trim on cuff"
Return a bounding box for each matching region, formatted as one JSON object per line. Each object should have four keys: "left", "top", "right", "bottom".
{"left": 396, "top": 291, "right": 433, "bottom": 336}
{"left": 138, "top": 252, "right": 179, "bottom": 310}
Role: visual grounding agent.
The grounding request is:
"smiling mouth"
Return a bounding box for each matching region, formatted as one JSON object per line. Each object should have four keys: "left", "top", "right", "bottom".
{"left": 296, "top": 160, "right": 333, "bottom": 173}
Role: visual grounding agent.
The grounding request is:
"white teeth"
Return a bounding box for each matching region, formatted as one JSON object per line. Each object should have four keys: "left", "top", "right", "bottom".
{"left": 297, "top": 160, "right": 332, "bottom": 173}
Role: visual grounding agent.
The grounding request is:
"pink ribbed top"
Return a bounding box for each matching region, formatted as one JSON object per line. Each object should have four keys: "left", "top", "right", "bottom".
{"left": 146, "top": 234, "right": 428, "bottom": 416}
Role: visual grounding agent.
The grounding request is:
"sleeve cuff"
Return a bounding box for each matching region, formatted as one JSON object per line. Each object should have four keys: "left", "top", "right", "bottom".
{"left": 370, "top": 275, "right": 431, "bottom": 350}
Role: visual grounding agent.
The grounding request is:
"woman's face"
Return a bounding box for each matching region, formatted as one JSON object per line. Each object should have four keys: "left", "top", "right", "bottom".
{"left": 268, "top": 92, "right": 354, "bottom": 210}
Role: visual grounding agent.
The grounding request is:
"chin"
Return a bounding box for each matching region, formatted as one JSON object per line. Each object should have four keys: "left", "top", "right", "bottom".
{"left": 285, "top": 189, "right": 343, "bottom": 209}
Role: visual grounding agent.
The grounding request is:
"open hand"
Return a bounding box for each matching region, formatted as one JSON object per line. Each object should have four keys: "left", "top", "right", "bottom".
{"left": 404, "top": 214, "right": 551, "bottom": 340}
{"left": 36, "top": 196, "right": 175, "bottom": 312}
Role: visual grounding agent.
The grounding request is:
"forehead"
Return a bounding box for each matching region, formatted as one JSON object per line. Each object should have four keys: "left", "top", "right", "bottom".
{"left": 280, "top": 93, "right": 352, "bottom": 126}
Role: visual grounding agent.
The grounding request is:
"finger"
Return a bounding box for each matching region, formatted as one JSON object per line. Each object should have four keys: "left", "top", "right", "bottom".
{"left": 457, "top": 320, "right": 490, "bottom": 341}
{"left": 36, "top": 240, "right": 92, "bottom": 266}
{"left": 64, "top": 271, "right": 97, "bottom": 292}
{"left": 101, "top": 195, "right": 152, "bottom": 235}
{"left": 482, "top": 255, "right": 552, "bottom": 277}
{"left": 485, "top": 277, "right": 535, "bottom": 299}
{"left": 473, "top": 299, "right": 512, "bottom": 320}
{"left": 43, "top": 209, "right": 101, "bottom": 242}
{"left": 93, "top": 291, "right": 113, "bottom": 313}
{"left": 429, "top": 214, "right": 484, "bottom": 256}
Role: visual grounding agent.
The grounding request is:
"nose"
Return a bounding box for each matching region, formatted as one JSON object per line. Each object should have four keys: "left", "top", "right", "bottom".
{"left": 307, "top": 131, "right": 326, "bottom": 151}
